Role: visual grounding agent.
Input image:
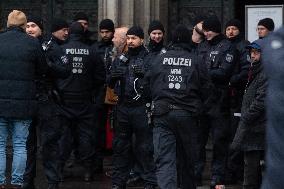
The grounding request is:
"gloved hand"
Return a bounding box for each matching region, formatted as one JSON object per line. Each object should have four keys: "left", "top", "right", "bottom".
{"left": 133, "top": 65, "right": 144, "bottom": 78}
{"left": 111, "top": 67, "right": 124, "bottom": 79}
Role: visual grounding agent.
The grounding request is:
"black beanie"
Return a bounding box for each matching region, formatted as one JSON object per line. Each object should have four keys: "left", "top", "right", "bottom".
{"left": 99, "top": 19, "right": 114, "bottom": 32}
{"left": 27, "top": 15, "right": 43, "bottom": 31}
{"left": 70, "top": 22, "right": 84, "bottom": 35}
{"left": 126, "top": 26, "right": 144, "bottom": 39}
{"left": 258, "top": 18, "right": 275, "bottom": 31}
{"left": 203, "top": 17, "right": 221, "bottom": 33}
{"left": 172, "top": 24, "right": 191, "bottom": 43}
{"left": 51, "top": 18, "right": 68, "bottom": 33}
{"left": 192, "top": 15, "right": 207, "bottom": 26}
{"left": 225, "top": 19, "right": 242, "bottom": 32}
{"left": 73, "top": 12, "right": 88, "bottom": 22}
{"left": 148, "top": 20, "right": 165, "bottom": 35}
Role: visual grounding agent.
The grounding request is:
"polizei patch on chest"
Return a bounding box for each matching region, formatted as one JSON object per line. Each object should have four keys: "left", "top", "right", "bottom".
{"left": 66, "top": 48, "right": 89, "bottom": 55}
{"left": 162, "top": 57, "right": 191, "bottom": 67}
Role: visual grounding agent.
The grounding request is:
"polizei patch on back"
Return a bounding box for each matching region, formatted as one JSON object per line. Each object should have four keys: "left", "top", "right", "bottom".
{"left": 162, "top": 57, "right": 191, "bottom": 67}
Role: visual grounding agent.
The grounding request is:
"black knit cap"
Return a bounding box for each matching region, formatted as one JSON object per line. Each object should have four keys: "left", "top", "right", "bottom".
{"left": 126, "top": 26, "right": 144, "bottom": 39}
{"left": 225, "top": 19, "right": 242, "bottom": 32}
{"left": 73, "top": 12, "right": 88, "bottom": 22}
{"left": 258, "top": 18, "right": 275, "bottom": 31}
{"left": 192, "top": 15, "right": 207, "bottom": 26}
{"left": 27, "top": 15, "right": 43, "bottom": 31}
{"left": 172, "top": 24, "right": 191, "bottom": 43}
{"left": 202, "top": 17, "right": 221, "bottom": 33}
{"left": 51, "top": 18, "right": 68, "bottom": 33}
{"left": 148, "top": 20, "right": 165, "bottom": 35}
{"left": 99, "top": 19, "right": 114, "bottom": 32}
{"left": 70, "top": 21, "right": 84, "bottom": 35}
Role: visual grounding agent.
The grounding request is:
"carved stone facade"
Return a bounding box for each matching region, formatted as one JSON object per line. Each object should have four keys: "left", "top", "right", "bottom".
{"left": 0, "top": 0, "right": 98, "bottom": 35}
{"left": 1, "top": 0, "right": 239, "bottom": 41}
{"left": 98, "top": 0, "right": 234, "bottom": 41}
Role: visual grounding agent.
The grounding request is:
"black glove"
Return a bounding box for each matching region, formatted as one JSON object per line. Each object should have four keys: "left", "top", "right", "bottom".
{"left": 111, "top": 67, "right": 124, "bottom": 79}
{"left": 133, "top": 65, "right": 144, "bottom": 78}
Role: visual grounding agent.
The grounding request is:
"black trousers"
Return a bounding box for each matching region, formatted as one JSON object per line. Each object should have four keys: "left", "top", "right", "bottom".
{"left": 40, "top": 101, "right": 96, "bottom": 184}
{"left": 40, "top": 102, "right": 64, "bottom": 184}
{"left": 58, "top": 102, "right": 96, "bottom": 169}
{"left": 243, "top": 150, "right": 263, "bottom": 189}
{"left": 197, "top": 115, "right": 231, "bottom": 181}
{"left": 93, "top": 104, "right": 108, "bottom": 170}
{"left": 112, "top": 103, "right": 156, "bottom": 187}
{"left": 23, "top": 119, "right": 37, "bottom": 184}
{"left": 153, "top": 110, "right": 196, "bottom": 189}
{"left": 226, "top": 107, "right": 244, "bottom": 180}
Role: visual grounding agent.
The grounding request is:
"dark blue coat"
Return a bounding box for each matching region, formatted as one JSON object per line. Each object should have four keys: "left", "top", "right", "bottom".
{"left": 261, "top": 27, "right": 284, "bottom": 189}
{"left": 0, "top": 27, "right": 46, "bottom": 119}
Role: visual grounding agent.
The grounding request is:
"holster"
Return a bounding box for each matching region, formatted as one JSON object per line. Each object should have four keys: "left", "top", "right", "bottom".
{"left": 49, "top": 89, "right": 63, "bottom": 105}
{"left": 151, "top": 101, "right": 170, "bottom": 116}
{"left": 104, "top": 87, "right": 119, "bottom": 105}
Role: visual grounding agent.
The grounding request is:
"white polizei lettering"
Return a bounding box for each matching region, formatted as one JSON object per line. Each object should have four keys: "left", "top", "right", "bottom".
{"left": 182, "top": 59, "right": 191, "bottom": 66}
{"left": 173, "top": 58, "right": 179, "bottom": 65}
{"left": 163, "top": 57, "right": 191, "bottom": 67}
{"left": 65, "top": 48, "right": 89, "bottom": 55}
{"left": 163, "top": 58, "right": 168, "bottom": 65}
{"left": 179, "top": 58, "right": 184, "bottom": 65}
{"left": 168, "top": 58, "right": 173, "bottom": 65}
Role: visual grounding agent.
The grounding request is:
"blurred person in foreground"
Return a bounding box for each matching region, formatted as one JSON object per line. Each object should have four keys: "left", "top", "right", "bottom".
{"left": 261, "top": 26, "right": 284, "bottom": 189}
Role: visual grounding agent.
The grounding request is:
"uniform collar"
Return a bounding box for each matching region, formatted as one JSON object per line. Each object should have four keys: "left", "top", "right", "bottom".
{"left": 208, "top": 34, "right": 225, "bottom": 45}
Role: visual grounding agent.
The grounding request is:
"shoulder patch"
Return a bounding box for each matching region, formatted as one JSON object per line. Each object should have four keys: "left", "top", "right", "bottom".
{"left": 61, "top": 55, "right": 68, "bottom": 64}
{"left": 225, "top": 53, "right": 234, "bottom": 63}
{"left": 160, "top": 48, "right": 167, "bottom": 55}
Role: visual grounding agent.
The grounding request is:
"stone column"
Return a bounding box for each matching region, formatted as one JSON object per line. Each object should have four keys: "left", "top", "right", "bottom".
{"left": 98, "top": 0, "right": 169, "bottom": 39}
{"left": 98, "top": 0, "right": 135, "bottom": 27}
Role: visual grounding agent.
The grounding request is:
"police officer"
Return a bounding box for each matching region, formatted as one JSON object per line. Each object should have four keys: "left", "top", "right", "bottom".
{"left": 147, "top": 20, "right": 166, "bottom": 54}
{"left": 23, "top": 15, "right": 45, "bottom": 189}
{"left": 202, "top": 16, "right": 237, "bottom": 188}
{"left": 59, "top": 22, "right": 105, "bottom": 181}
{"left": 225, "top": 19, "right": 250, "bottom": 184}
{"left": 40, "top": 18, "right": 71, "bottom": 189}
{"left": 110, "top": 26, "right": 156, "bottom": 189}
{"left": 191, "top": 17, "right": 211, "bottom": 186}
{"left": 126, "top": 20, "right": 167, "bottom": 186}
{"left": 92, "top": 18, "right": 115, "bottom": 173}
{"left": 73, "top": 12, "right": 95, "bottom": 45}
{"left": 145, "top": 24, "right": 211, "bottom": 189}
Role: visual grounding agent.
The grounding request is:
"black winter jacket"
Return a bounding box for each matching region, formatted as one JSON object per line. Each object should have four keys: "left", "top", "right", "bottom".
{"left": 59, "top": 34, "right": 106, "bottom": 98}
{"left": 110, "top": 45, "right": 149, "bottom": 104}
{"left": 231, "top": 62, "right": 267, "bottom": 151}
{"left": 203, "top": 34, "right": 237, "bottom": 116}
{"left": 145, "top": 43, "right": 211, "bottom": 115}
{"left": 0, "top": 27, "right": 46, "bottom": 119}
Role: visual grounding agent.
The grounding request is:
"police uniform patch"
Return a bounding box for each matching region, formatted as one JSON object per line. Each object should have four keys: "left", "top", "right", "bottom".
{"left": 271, "top": 40, "right": 282, "bottom": 49}
{"left": 225, "top": 54, "right": 233, "bottom": 63}
{"left": 61, "top": 55, "right": 68, "bottom": 64}
{"left": 160, "top": 48, "right": 167, "bottom": 55}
